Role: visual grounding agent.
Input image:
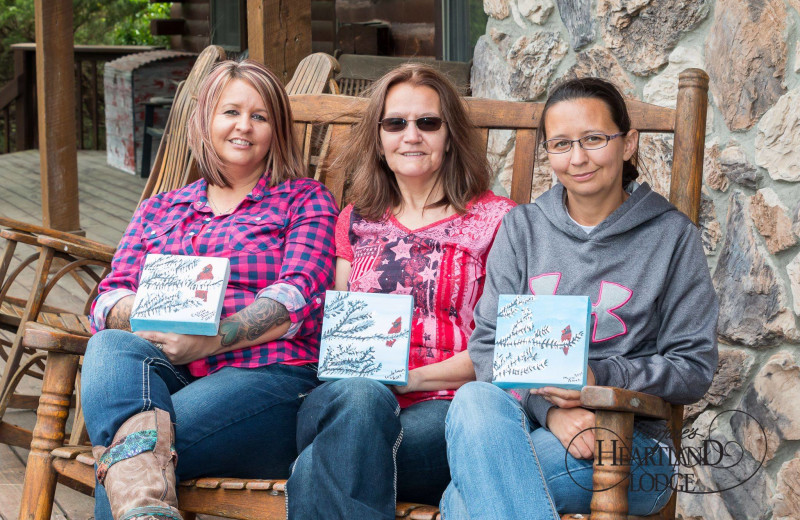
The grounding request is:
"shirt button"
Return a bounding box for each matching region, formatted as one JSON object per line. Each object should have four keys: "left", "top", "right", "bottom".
{"left": 255, "top": 216, "right": 262, "bottom": 221}
{"left": 150, "top": 230, "right": 156, "bottom": 235}
{"left": 315, "top": 297, "right": 322, "bottom": 304}
{"left": 204, "top": 217, "right": 211, "bottom": 222}
{"left": 188, "top": 232, "right": 195, "bottom": 236}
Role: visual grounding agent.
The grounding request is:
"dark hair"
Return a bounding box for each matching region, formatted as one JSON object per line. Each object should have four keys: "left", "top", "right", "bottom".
{"left": 536, "top": 77, "right": 639, "bottom": 187}
{"left": 339, "top": 63, "right": 491, "bottom": 221}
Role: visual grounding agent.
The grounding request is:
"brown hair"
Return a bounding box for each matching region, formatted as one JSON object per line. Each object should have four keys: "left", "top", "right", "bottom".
{"left": 188, "top": 59, "right": 305, "bottom": 187}
{"left": 340, "top": 63, "right": 491, "bottom": 221}
{"left": 536, "top": 77, "right": 640, "bottom": 187}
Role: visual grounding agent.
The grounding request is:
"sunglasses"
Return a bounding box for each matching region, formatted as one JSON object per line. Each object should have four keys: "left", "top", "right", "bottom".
{"left": 378, "top": 117, "right": 446, "bottom": 133}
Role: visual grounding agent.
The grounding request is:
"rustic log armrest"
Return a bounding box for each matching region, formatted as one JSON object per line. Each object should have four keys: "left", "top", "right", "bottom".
{"left": 0, "top": 215, "right": 116, "bottom": 258}
{"left": 0, "top": 228, "right": 40, "bottom": 246}
{"left": 0, "top": 215, "right": 85, "bottom": 240}
{"left": 37, "top": 235, "right": 115, "bottom": 264}
{"left": 580, "top": 386, "right": 671, "bottom": 421}
{"left": 21, "top": 322, "right": 90, "bottom": 355}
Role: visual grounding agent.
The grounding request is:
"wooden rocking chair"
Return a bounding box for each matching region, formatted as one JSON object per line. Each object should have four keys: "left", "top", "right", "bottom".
{"left": 0, "top": 44, "right": 228, "bottom": 450}
{"left": 17, "top": 67, "right": 709, "bottom": 520}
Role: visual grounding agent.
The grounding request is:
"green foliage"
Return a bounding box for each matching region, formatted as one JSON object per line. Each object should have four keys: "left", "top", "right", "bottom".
{"left": 469, "top": 0, "right": 488, "bottom": 52}
{"left": 73, "top": 0, "right": 173, "bottom": 47}
{"left": 0, "top": 0, "right": 172, "bottom": 84}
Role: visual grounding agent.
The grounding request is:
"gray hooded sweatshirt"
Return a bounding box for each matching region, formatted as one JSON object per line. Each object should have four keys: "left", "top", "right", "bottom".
{"left": 468, "top": 182, "right": 718, "bottom": 439}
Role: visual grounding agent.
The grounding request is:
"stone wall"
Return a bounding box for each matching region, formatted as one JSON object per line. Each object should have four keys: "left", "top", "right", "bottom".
{"left": 474, "top": 1, "right": 800, "bottom": 518}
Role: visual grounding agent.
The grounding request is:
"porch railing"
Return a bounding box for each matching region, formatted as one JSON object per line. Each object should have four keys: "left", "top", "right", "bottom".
{"left": 0, "top": 44, "right": 161, "bottom": 154}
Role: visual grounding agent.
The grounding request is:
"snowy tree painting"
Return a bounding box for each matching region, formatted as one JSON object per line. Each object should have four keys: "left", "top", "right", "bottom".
{"left": 318, "top": 291, "right": 413, "bottom": 384}
{"left": 492, "top": 295, "right": 591, "bottom": 389}
{"left": 130, "top": 254, "right": 230, "bottom": 335}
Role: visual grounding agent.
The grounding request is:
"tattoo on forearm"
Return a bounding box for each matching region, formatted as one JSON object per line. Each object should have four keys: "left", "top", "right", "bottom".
{"left": 107, "top": 298, "right": 133, "bottom": 332}
{"left": 218, "top": 298, "right": 289, "bottom": 348}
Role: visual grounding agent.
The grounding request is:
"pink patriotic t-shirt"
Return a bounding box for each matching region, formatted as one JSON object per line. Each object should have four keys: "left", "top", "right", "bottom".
{"left": 336, "top": 191, "right": 515, "bottom": 407}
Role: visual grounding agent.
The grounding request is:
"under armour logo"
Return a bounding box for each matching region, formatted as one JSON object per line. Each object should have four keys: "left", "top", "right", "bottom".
{"left": 528, "top": 274, "right": 631, "bottom": 342}
{"left": 529, "top": 273, "right": 561, "bottom": 296}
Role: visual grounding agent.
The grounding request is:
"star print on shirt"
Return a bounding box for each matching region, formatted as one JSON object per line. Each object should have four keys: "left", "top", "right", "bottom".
{"left": 420, "top": 266, "right": 437, "bottom": 283}
{"left": 428, "top": 248, "right": 443, "bottom": 267}
{"left": 390, "top": 240, "right": 413, "bottom": 260}
{"left": 354, "top": 269, "right": 383, "bottom": 292}
{"left": 394, "top": 282, "right": 413, "bottom": 295}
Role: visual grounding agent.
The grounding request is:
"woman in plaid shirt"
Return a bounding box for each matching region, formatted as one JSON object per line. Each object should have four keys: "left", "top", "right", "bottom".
{"left": 80, "top": 60, "right": 337, "bottom": 520}
{"left": 286, "top": 64, "right": 515, "bottom": 519}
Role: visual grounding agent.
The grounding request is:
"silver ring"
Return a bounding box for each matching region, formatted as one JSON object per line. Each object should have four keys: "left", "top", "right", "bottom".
{"left": 152, "top": 341, "right": 165, "bottom": 351}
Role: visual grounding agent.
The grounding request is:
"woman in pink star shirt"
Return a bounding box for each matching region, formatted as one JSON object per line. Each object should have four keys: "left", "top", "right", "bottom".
{"left": 286, "top": 63, "right": 515, "bottom": 519}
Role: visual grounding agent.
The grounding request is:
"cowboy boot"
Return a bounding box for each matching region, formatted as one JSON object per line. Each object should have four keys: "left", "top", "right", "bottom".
{"left": 92, "top": 408, "right": 182, "bottom": 520}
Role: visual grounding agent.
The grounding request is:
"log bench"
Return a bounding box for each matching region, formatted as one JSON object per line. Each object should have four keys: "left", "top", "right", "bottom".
{"left": 13, "top": 51, "right": 710, "bottom": 520}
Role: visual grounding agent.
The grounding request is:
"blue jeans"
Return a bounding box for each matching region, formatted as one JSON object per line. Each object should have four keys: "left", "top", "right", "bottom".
{"left": 441, "top": 382, "right": 674, "bottom": 520}
{"left": 81, "top": 329, "right": 318, "bottom": 520}
{"left": 286, "top": 378, "right": 451, "bottom": 520}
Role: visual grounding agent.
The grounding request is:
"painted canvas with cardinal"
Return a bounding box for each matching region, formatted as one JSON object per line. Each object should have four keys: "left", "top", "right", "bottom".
{"left": 130, "top": 254, "right": 230, "bottom": 335}
{"left": 492, "top": 294, "right": 591, "bottom": 390}
{"left": 317, "top": 290, "right": 413, "bottom": 384}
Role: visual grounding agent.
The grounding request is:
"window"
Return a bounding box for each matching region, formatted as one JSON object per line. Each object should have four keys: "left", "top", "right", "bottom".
{"left": 210, "top": 0, "right": 247, "bottom": 52}
{"left": 441, "top": 0, "right": 487, "bottom": 61}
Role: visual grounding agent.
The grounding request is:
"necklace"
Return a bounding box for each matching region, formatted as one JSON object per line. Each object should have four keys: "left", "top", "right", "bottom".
{"left": 207, "top": 175, "right": 262, "bottom": 216}
{"left": 207, "top": 194, "right": 238, "bottom": 216}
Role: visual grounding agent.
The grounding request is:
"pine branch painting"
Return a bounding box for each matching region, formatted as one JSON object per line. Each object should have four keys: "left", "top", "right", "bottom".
{"left": 318, "top": 291, "right": 414, "bottom": 384}
{"left": 318, "top": 344, "right": 383, "bottom": 377}
{"left": 130, "top": 254, "right": 230, "bottom": 336}
{"left": 492, "top": 294, "right": 592, "bottom": 389}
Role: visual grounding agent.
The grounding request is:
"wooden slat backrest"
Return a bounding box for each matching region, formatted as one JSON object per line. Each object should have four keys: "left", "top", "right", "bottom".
{"left": 138, "top": 45, "right": 227, "bottom": 205}
{"left": 286, "top": 53, "right": 340, "bottom": 96}
{"left": 289, "top": 85, "right": 700, "bottom": 211}
{"left": 287, "top": 53, "right": 341, "bottom": 179}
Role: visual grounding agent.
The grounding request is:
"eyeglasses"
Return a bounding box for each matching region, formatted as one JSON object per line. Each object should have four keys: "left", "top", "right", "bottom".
{"left": 378, "top": 117, "right": 446, "bottom": 133}
{"left": 542, "top": 132, "right": 627, "bottom": 154}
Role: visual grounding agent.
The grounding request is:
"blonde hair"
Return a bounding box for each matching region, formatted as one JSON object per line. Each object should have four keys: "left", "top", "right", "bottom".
{"left": 188, "top": 59, "right": 305, "bottom": 187}
{"left": 340, "top": 63, "right": 491, "bottom": 221}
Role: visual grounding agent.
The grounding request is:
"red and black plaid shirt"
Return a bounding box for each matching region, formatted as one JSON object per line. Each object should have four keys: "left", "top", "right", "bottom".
{"left": 91, "top": 173, "right": 338, "bottom": 376}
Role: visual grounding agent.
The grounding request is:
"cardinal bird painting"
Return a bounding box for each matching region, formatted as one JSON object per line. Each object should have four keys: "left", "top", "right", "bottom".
{"left": 386, "top": 316, "right": 402, "bottom": 347}
{"left": 561, "top": 325, "right": 572, "bottom": 355}
{"left": 195, "top": 264, "right": 214, "bottom": 302}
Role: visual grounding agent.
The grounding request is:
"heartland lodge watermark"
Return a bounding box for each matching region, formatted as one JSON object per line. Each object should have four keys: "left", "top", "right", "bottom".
{"left": 566, "top": 410, "right": 768, "bottom": 494}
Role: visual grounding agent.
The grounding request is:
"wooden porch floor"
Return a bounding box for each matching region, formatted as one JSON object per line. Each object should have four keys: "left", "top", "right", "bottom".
{"left": 0, "top": 150, "right": 229, "bottom": 520}
{"left": 1, "top": 150, "right": 143, "bottom": 520}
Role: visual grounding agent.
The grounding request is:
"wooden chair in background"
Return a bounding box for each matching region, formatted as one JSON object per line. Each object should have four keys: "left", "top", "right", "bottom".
{"left": 17, "top": 64, "right": 708, "bottom": 520}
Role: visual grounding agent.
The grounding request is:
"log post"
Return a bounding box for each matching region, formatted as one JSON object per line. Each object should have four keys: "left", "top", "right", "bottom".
{"left": 18, "top": 352, "right": 81, "bottom": 520}
{"left": 246, "top": 0, "right": 312, "bottom": 84}
{"left": 590, "top": 410, "right": 634, "bottom": 520}
{"left": 670, "top": 68, "right": 709, "bottom": 226}
{"left": 34, "top": 0, "right": 81, "bottom": 232}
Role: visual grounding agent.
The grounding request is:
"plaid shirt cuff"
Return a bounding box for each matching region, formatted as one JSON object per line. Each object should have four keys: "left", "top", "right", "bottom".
{"left": 257, "top": 283, "right": 307, "bottom": 339}
{"left": 91, "top": 289, "right": 136, "bottom": 332}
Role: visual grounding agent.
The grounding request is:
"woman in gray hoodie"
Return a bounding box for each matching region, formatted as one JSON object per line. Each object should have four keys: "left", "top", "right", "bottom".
{"left": 440, "top": 77, "right": 718, "bottom": 519}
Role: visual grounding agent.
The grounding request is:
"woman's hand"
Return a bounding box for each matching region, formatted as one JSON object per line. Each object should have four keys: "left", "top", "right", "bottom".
{"left": 392, "top": 368, "right": 422, "bottom": 394}
{"left": 133, "top": 331, "right": 220, "bottom": 365}
{"left": 390, "top": 350, "right": 476, "bottom": 395}
{"left": 530, "top": 366, "right": 596, "bottom": 408}
{"left": 547, "top": 407, "right": 596, "bottom": 459}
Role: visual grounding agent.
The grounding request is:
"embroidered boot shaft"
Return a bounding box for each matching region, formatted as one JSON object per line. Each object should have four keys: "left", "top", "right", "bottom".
{"left": 92, "top": 408, "right": 182, "bottom": 520}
